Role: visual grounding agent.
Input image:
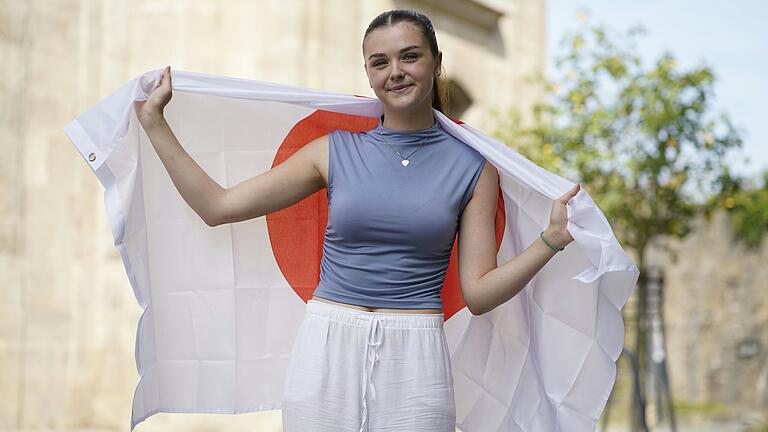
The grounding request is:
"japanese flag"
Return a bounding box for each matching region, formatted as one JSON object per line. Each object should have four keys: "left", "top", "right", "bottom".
{"left": 64, "top": 68, "right": 638, "bottom": 431}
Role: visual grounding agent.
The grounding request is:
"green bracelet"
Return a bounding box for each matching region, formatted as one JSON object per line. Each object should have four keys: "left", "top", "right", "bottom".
{"left": 540, "top": 231, "right": 564, "bottom": 252}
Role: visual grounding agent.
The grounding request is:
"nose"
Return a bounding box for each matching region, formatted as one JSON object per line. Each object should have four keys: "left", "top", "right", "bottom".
{"left": 389, "top": 61, "right": 405, "bottom": 81}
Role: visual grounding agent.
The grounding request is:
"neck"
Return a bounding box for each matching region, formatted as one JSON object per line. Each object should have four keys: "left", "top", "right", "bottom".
{"left": 381, "top": 108, "right": 436, "bottom": 131}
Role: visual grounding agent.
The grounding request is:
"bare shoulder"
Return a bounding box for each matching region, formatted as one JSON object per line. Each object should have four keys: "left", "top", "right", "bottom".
{"left": 299, "top": 134, "right": 329, "bottom": 189}
{"left": 470, "top": 160, "right": 499, "bottom": 209}
{"left": 477, "top": 159, "right": 498, "bottom": 188}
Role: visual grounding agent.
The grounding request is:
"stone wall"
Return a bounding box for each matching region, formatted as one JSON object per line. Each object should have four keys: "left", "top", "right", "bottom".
{"left": 647, "top": 210, "right": 768, "bottom": 421}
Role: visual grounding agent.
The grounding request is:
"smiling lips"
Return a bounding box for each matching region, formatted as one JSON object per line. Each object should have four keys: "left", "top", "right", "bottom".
{"left": 389, "top": 84, "right": 412, "bottom": 92}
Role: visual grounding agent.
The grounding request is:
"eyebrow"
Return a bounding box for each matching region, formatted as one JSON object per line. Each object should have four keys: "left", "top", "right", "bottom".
{"left": 367, "top": 45, "right": 422, "bottom": 61}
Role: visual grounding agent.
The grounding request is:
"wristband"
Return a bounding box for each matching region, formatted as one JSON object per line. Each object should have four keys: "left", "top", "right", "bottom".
{"left": 540, "top": 231, "right": 565, "bottom": 252}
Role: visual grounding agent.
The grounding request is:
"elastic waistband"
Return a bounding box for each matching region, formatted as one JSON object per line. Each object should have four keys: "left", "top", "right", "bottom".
{"left": 306, "top": 300, "right": 444, "bottom": 329}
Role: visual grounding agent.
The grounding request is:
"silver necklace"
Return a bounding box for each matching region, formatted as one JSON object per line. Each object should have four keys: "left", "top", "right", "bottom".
{"left": 377, "top": 123, "right": 434, "bottom": 167}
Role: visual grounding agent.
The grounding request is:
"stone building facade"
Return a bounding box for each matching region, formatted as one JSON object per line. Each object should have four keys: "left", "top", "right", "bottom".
{"left": 0, "top": 0, "right": 545, "bottom": 430}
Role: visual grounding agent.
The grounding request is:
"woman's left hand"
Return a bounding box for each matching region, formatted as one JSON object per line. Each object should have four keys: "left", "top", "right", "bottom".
{"left": 544, "top": 184, "right": 580, "bottom": 250}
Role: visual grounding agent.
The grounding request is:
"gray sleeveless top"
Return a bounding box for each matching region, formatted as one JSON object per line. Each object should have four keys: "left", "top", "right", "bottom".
{"left": 312, "top": 116, "right": 486, "bottom": 309}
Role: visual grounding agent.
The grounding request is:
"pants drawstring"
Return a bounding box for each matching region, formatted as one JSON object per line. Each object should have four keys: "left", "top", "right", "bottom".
{"left": 359, "top": 316, "right": 384, "bottom": 432}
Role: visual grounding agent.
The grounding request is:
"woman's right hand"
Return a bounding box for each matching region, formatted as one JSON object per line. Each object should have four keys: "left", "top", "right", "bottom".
{"left": 134, "top": 65, "right": 173, "bottom": 123}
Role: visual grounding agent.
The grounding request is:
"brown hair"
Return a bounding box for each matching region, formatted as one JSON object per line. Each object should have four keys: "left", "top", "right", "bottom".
{"left": 363, "top": 9, "right": 449, "bottom": 113}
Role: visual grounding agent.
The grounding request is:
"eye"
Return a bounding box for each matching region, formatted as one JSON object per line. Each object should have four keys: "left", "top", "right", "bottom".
{"left": 371, "top": 53, "right": 417, "bottom": 67}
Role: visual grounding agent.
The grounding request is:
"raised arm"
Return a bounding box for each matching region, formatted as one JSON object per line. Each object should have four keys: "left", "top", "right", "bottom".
{"left": 135, "top": 66, "right": 327, "bottom": 227}
{"left": 215, "top": 135, "right": 327, "bottom": 225}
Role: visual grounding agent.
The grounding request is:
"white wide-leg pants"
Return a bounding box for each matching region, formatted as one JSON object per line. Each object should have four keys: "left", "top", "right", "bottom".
{"left": 281, "top": 299, "right": 456, "bottom": 432}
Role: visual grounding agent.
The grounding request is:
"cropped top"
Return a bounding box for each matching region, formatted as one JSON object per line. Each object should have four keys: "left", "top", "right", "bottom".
{"left": 312, "top": 115, "right": 487, "bottom": 309}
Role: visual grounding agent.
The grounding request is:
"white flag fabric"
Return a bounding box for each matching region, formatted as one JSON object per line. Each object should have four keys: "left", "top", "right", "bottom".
{"left": 64, "top": 68, "right": 639, "bottom": 431}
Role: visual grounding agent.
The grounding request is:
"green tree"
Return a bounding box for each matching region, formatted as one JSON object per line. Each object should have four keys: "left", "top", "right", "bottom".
{"left": 491, "top": 21, "right": 750, "bottom": 428}
{"left": 712, "top": 169, "right": 768, "bottom": 249}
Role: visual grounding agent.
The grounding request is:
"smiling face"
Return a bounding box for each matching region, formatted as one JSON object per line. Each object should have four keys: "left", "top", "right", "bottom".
{"left": 362, "top": 21, "right": 442, "bottom": 114}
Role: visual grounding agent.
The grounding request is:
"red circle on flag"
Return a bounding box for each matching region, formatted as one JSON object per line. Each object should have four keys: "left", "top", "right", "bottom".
{"left": 267, "top": 110, "right": 506, "bottom": 321}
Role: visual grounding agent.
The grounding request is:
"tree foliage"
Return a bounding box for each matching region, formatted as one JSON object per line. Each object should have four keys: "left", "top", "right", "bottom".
{"left": 491, "top": 22, "right": 750, "bottom": 260}
{"left": 712, "top": 170, "right": 768, "bottom": 249}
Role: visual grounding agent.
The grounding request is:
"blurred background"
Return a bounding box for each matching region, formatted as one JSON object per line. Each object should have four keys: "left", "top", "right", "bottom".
{"left": 0, "top": 0, "right": 765, "bottom": 431}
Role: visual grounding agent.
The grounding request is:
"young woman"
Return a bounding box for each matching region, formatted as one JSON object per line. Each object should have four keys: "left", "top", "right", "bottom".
{"left": 134, "top": 9, "right": 579, "bottom": 432}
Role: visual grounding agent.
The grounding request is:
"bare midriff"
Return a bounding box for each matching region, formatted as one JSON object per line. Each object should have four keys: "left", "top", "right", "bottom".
{"left": 310, "top": 295, "right": 443, "bottom": 314}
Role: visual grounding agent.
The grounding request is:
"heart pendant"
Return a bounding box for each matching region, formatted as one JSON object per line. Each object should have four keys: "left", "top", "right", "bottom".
{"left": 401, "top": 159, "right": 410, "bottom": 167}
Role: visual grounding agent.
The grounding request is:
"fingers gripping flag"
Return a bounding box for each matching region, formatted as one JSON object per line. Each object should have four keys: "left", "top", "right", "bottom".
{"left": 64, "top": 68, "right": 639, "bottom": 431}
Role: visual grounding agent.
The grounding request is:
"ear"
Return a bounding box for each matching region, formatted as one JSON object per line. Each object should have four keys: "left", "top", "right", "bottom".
{"left": 435, "top": 50, "right": 443, "bottom": 75}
